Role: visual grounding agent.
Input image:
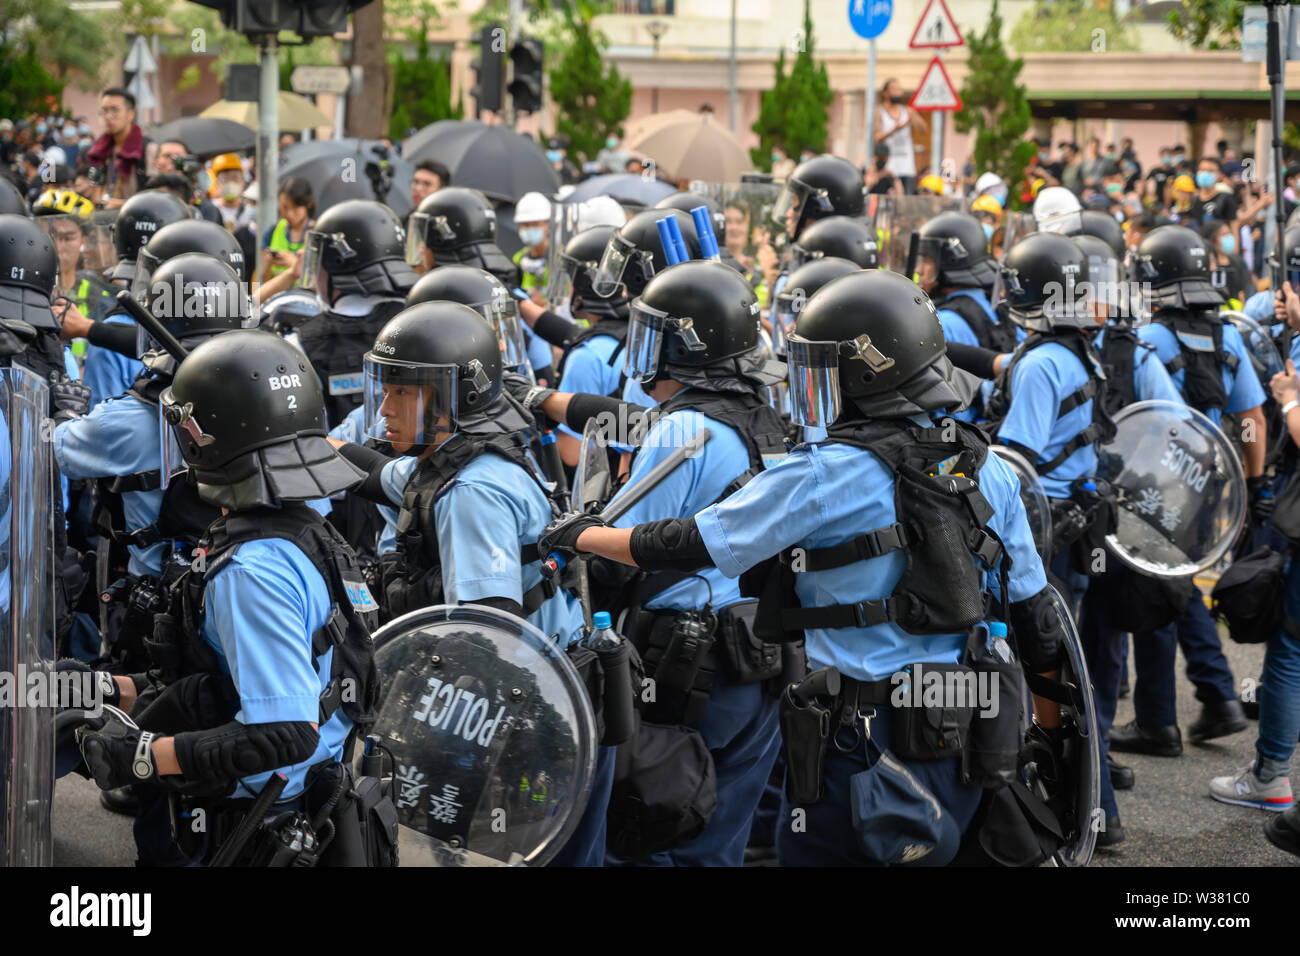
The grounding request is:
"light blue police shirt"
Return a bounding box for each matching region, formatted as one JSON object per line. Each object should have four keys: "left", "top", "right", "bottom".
{"left": 54, "top": 392, "right": 167, "bottom": 577}
{"left": 380, "top": 448, "right": 584, "bottom": 644}
{"left": 81, "top": 313, "right": 142, "bottom": 408}
{"left": 201, "top": 537, "right": 352, "bottom": 800}
{"left": 1244, "top": 290, "right": 1274, "bottom": 325}
{"left": 0, "top": 408, "right": 9, "bottom": 614}
{"left": 996, "top": 338, "right": 1100, "bottom": 499}
{"left": 935, "top": 288, "right": 990, "bottom": 349}
{"left": 557, "top": 333, "right": 624, "bottom": 442}
{"left": 608, "top": 397, "right": 752, "bottom": 612}
{"left": 695, "top": 437, "right": 1046, "bottom": 682}
{"left": 523, "top": 324, "right": 555, "bottom": 377}
{"left": 1094, "top": 327, "right": 1185, "bottom": 405}
{"left": 1135, "top": 318, "right": 1266, "bottom": 426}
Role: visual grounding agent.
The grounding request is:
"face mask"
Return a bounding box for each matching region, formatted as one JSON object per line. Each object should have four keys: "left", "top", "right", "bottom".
{"left": 546, "top": 150, "right": 562, "bottom": 163}
{"left": 519, "top": 226, "right": 545, "bottom": 246}
{"left": 1105, "top": 183, "right": 1123, "bottom": 197}
{"left": 605, "top": 137, "right": 617, "bottom": 149}
{"left": 1123, "top": 161, "right": 1136, "bottom": 174}
{"left": 771, "top": 152, "right": 782, "bottom": 164}
{"left": 78, "top": 124, "right": 90, "bottom": 136}
{"left": 981, "top": 222, "right": 995, "bottom": 241}
{"left": 1039, "top": 151, "right": 1050, "bottom": 162}
{"left": 1105, "top": 152, "right": 1115, "bottom": 160}
{"left": 197, "top": 170, "right": 211, "bottom": 193}
{"left": 1195, "top": 171, "right": 1216, "bottom": 189}
{"left": 1219, "top": 234, "right": 1235, "bottom": 255}
{"left": 35, "top": 124, "right": 46, "bottom": 136}
{"left": 1162, "top": 155, "right": 1172, "bottom": 167}
{"left": 891, "top": 95, "right": 907, "bottom": 105}
{"left": 991, "top": 186, "right": 1008, "bottom": 205}
{"left": 1174, "top": 153, "right": 1185, "bottom": 163}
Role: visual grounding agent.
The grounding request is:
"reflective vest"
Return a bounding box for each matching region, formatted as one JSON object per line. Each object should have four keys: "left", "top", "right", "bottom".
{"left": 268, "top": 218, "right": 306, "bottom": 277}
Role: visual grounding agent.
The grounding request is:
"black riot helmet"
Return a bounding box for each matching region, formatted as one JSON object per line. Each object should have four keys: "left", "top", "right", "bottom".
{"left": 654, "top": 191, "right": 726, "bottom": 244}
{"left": 406, "top": 264, "right": 530, "bottom": 372}
{"left": 363, "top": 301, "right": 517, "bottom": 448}
{"left": 790, "top": 216, "right": 880, "bottom": 271}
{"left": 772, "top": 257, "right": 862, "bottom": 342}
{"left": 624, "top": 260, "right": 762, "bottom": 384}
{"left": 407, "top": 187, "right": 498, "bottom": 262}
{"left": 110, "top": 189, "right": 193, "bottom": 281}
{"left": 0, "top": 177, "right": 26, "bottom": 217}
{"left": 548, "top": 225, "right": 620, "bottom": 309}
{"left": 299, "top": 199, "right": 417, "bottom": 300}
{"left": 134, "top": 219, "right": 247, "bottom": 301}
{"left": 788, "top": 270, "right": 966, "bottom": 424}
{"left": 160, "top": 329, "right": 365, "bottom": 510}
{"left": 1072, "top": 234, "right": 1126, "bottom": 323}
{"left": 140, "top": 253, "right": 253, "bottom": 374}
{"left": 1133, "top": 225, "right": 1224, "bottom": 310}
{"left": 917, "top": 211, "right": 998, "bottom": 289}
{"left": 1072, "top": 209, "right": 1125, "bottom": 259}
{"left": 591, "top": 208, "right": 702, "bottom": 298}
{"left": 0, "top": 213, "right": 59, "bottom": 329}
{"left": 774, "top": 154, "right": 867, "bottom": 239}
{"left": 1001, "top": 232, "right": 1092, "bottom": 332}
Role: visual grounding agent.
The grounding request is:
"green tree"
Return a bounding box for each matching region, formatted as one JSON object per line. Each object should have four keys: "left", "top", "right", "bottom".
{"left": 1165, "top": 0, "right": 1243, "bottom": 50}
{"left": 1009, "top": 0, "right": 1138, "bottom": 53}
{"left": 954, "top": 0, "right": 1037, "bottom": 210}
{"left": 388, "top": 33, "right": 463, "bottom": 140}
{"left": 0, "top": 40, "right": 64, "bottom": 120}
{"left": 0, "top": 0, "right": 114, "bottom": 111}
{"left": 750, "top": 0, "right": 833, "bottom": 170}
{"left": 548, "top": 5, "right": 632, "bottom": 163}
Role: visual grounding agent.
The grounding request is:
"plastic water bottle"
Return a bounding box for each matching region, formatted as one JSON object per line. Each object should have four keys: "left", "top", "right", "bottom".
{"left": 586, "top": 611, "right": 635, "bottom": 745}
{"left": 586, "top": 610, "right": 621, "bottom": 649}
{"left": 989, "top": 622, "right": 1013, "bottom": 664}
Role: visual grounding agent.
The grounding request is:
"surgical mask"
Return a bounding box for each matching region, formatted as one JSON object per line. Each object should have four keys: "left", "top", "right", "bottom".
{"left": 79, "top": 137, "right": 93, "bottom": 149}
{"left": 1105, "top": 151, "right": 1115, "bottom": 160}
{"left": 78, "top": 124, "right": 90, "bottom": 136}
{"left": 1195, "top": 171, "right": 1216, "bottom": 189}
{"left": 63, "top": 127, "right": 76, "bottom": 141}
{"left": 981, "top": 222, "right": 995, "bottom": 241}
{"left": 771, "top": 152, "right": 782, "bottom": 164}
{"left": 546, "top": 149, "right": 562, "bottom": 163}
{"left": 197, "top": 170, "right": 211, "bottom": 193}
{"left": 1173, "top": 153, "right": 1185, "bottom": 163}
{"left": 1122, "top": 161, "right": 1136, "bottom": 174}
{"left": 1161, "top": 155, "right": 1172, "bottom": 167}
{"left": 1219, "top": 234, "right": 1235, "bottom": 254}
{"left": 605, "top": 137, "right": 617, "bottom": 149}
{"left": 36, "top": 124, "right": 46, "bottom": 136}
{"left": 519, "top": 226, "right": 545, "bottom": 246}
{"left": 1105, "top": 183, "right": 1123, "bottom": 197}
{"left": 991, "top": 186, "right": 1008, "bottom": 205}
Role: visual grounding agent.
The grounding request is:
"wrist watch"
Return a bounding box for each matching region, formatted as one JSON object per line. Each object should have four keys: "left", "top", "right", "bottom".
{"left": 133, "top": 731, "right": 156, "bottom": 780}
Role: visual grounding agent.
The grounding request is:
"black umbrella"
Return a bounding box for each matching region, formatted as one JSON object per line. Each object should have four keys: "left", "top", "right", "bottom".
{"left": 146, "top": 117, "right": 256, "bottom": 159}
{"left": 402, "top": 120, "right": 560, "bottom": 204}
{"left": 278, "top": 139, "right": 416, "bottom": 221}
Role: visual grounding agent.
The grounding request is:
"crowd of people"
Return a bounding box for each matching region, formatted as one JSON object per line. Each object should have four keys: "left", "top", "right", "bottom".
{"left": 4, "top": 73, "right": 1300, "bottom": 872}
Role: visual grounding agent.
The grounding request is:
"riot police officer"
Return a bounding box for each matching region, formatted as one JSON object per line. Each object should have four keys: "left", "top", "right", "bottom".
{"left": 1070, "top": 209, "right": 1126, "bottom": 259}
{"left": 772, "top": 153, "right": 867, "bottom": 242}
{"left": 297, "top": 199, "right": 418, "bottom": 428}
{"left": 76, "top": 329, "right": 385, "bottom": 866}
{"left": 1108, "top": 226, "right": 1263, "bottom": 757}
{"left": 653, "top": 191, "right": 745, "bottom": 274}
{"left": 54, "top": 253, "right": 242, "bottom": 672}
{"left": 916, "top": 211, "right": 1018, "bottom": 354}
{"left": 542, "top": 270, "right": 1073, "bottom": 867}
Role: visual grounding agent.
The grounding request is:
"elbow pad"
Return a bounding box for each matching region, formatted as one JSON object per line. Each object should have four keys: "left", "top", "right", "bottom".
{"left": 532, "top": 310, "right": 580, "bottom": 349}
{"left": 629, "top": 518, "right": 715, "bottom": 571}
{"left": 173, "top": 719, "right": 320, "bottom": 786}
{"left": 1009, "top": 587, "right": 1067, "bottom": 673}
{"left": 334, "top": 442, "right": 391, "bottom": 502}
{"left": 565, "top": 393, "right": 645, "bottom": 436}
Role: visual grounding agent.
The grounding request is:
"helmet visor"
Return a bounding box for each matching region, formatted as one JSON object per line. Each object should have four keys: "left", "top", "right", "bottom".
{"left": 159, "top": 386, "right": 219, "bottom": 470}
{"left": 299, "top": 229, "right": 356, "bottom": 291}
{"left": 38, "top": 214, "right": 92, "bottom": 273}
{"left": 362, "top": 355, "right": 460, "bottom": 449}
{"left": 772, "top": 177, "right": 830, "bottom": 236}
{"left": 158, "top": 402, "right": 189, "bottom": 489}
{"left": 771, "top": 290, "right": 801, "bottom": 347}
{"left": 475, "top": 295, "right": 532, "bottom": 376}
{"left": 546, "top": 253, "right": 581, "bottom": 305}
{"left": 624, "top": 298, "right": 708, "bottom": 383}
{"left": 131, "top": 245, "right": 165, "bottom": 302}
{"left": 591, "top": 232, "right": 637, "bottom": 297}
{"left": 1082, "top": 252, "right": 1123, "bottom": 316}
{"left": 405, "top": 212, "right": 456, "bottom": 266}
{"left": 786, "top": 334, "right": 843, "bottom": 428}
{"left": 788, "top": 243, "right": 821, "bottom": 271}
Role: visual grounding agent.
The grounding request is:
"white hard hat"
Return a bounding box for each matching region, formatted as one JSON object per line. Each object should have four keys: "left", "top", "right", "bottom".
{"left": 576, "top": 195, "right": 627, "bottom": 231}
{"left": 42, "top": 146, "right": 67, "bottom": 168}
{"left": 514, "top": 190, "right": 552, "bottom": 224}
{"left": 1033, "top": 186, "right": 1082, "bottom": 235}
{"left": 974, "top": 171, "right": 1004, "bottom": 195}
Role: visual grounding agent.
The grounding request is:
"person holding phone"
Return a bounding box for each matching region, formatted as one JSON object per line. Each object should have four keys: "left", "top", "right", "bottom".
{"left": 257, "top": 176, "right": 315, "bottom": 298}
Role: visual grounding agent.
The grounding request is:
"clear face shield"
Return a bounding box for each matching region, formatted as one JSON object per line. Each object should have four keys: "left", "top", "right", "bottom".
{"left": 771, "top": 289, "right": 802, "bottom": 345}
{"left": 772, "top": 177, "right": 831, "bottom": 238}
{"left": 785, "top": 335, "right": 843, "bottom": 428}
{"left": 546, "top": 252, "right": 583, "bottom": 306}
{"left": 405, "top": 212, "right": 456, "bottom": 267}
{"left": 362, "top": 356, "right": 465, "bottom": 452}
{"left": 479, "top": 292, "right": 532, "bottom": 376}
{"left": 623, "top": 298, "right": 707, "bottom": 383}
{"left": 159, "top": 387, "right": 219, "bottom": 479}
{"left": 299, "top": 229, "right": 356, "bottom": 291}
{"left": 1083, "top": 252, "right": 1123, "bottom": 322}
{"left": 787, "top": 243, "right": 823, "bottom": 272}
{"left": 38, "top": 215, "right": 92, "bottom": 278}
{"left": 158, "top": 403, "right": 189, "bottom": 489}
{"left": 590, "top": 232, "right": 638, "bottom": 298}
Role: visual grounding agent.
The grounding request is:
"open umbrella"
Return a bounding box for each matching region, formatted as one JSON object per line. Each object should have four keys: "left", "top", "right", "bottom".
{"left": 199, "top": 91, "right": 331, "bottom": 134}
{"left": 624, "top": 111, "right": 753, "bottom": 183}
{"left": 278, "top": 139, "right": 416, "bottom": 220}
{"left": 146, "top": 117, "right": 255, "bottom": 159}
{"left": 561, "top": 173, "right": 676, "bottom": 207}
{"left": 402, "top": 120, "right": 559, "bottom": 203}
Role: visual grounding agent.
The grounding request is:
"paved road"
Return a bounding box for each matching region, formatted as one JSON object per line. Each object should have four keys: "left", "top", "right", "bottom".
{"left": 52, "top": 620, "right": 1296, "bottom": 867}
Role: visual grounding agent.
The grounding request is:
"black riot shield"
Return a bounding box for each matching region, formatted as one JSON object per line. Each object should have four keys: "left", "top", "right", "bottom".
{"left": 0, "top": 366, "right": 55, "bottom": 866}
{"left": 370, "top": 604, "right": 598, "bottom": 866}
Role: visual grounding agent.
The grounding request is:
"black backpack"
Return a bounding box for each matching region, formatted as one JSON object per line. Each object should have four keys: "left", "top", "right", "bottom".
{"left": 1210, "top": 546, "right": 1287, "bottom": 645}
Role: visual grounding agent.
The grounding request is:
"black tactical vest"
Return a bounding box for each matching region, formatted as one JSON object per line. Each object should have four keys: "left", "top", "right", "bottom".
{"left": 1096, "top": 327, "right": 1156, "bottom": 416}
{"left": 1153, "top": 310, "right": 1238, "bottom": 415}
{"left": 147, "top": 503, "right": 380, "bottom": 731}
{"left": 942, "top": 289, "right": 1019, "bottom": 354}
{"left": 296, "top": 298, "right": 407, "bottom": 428}
{"left": 555, "top": 319, "right": 628, "bottom": 391}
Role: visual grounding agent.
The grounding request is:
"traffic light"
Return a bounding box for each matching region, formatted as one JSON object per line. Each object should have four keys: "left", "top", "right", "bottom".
{"left": 508, "top": 37, "right": 544, "bottom": 115}
{"left": 187, "top": 0, "right": 373, "bottom": 39}
{"left": 471, "top": 24, "right": 505, "bottom": 116}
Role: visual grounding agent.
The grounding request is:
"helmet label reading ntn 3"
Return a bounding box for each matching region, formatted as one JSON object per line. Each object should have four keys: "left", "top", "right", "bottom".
{"left": 328, "top": 372, "right": 364, "bottom": 395}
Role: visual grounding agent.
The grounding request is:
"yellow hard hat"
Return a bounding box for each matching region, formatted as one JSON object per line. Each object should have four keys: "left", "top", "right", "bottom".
{"left": 32, "top": 188, "right": 93, "bottom": 221}
{"left": 212, "top": 153, "right": 243, "bottom": 175}
{"left": 1173, "top": 174, "right": 1195, "bottom": 193}
{"left": 971, "top": 195, "right": 1003, "bottom": 218}
{"left": 919, "top": 174, "right": 945, "bottom": 195}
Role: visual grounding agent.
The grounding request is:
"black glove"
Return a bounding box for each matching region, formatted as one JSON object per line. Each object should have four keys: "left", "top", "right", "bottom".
{"left": 49, "top": 371, "right": 92, "bottom": 425}
{"left": 1247, "top": 475, "right": 1275, "bottom": 524}
{"left": 54, "top": 658, "right": 120, "bottom": 710}
{"left": 503, "top": 371, "right": 557, "bottom": 415}
{"left": 539, "top": 512, "right": 608, "bottom": 559}
{"left": 76, "top": 704, "right": 154, "bottom": 790}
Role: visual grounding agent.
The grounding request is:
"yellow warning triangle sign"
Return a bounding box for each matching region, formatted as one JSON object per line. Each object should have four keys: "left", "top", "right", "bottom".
{"left": 908, "top": 56, "right": 962, "bottom": 112}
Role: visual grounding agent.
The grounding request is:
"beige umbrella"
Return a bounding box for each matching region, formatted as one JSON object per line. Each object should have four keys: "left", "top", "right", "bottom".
{"left": 623, "top": 111, "right": 753, "bottom": 183}
{"left": 199, "top": 91, "right": 331, "bottom": 134}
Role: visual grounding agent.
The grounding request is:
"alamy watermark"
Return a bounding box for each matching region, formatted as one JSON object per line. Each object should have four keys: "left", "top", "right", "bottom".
{"left": 0, "top": 666, "right": 109, "bottom": 714}
{"left": 1040, "top": 276, "right": 1153, "bottom": 323}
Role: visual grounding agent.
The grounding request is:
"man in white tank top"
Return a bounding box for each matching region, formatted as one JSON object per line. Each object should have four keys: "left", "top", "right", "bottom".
{"left": 874, "top": 77, "right": 918, "bottom": 194}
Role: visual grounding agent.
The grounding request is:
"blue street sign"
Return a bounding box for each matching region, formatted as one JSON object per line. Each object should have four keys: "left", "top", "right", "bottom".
{"left": 849, "top": 0, "right": 893, "bottom": 40}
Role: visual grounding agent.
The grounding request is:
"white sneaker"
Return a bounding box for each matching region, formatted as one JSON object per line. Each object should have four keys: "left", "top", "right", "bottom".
{"left": 1209, "top": 765, "right": 1294, "bottom": 812}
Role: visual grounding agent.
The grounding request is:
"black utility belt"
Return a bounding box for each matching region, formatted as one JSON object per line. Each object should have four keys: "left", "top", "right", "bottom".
{"left": 627, "top": 600, "right": 784, "bottom": 689}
